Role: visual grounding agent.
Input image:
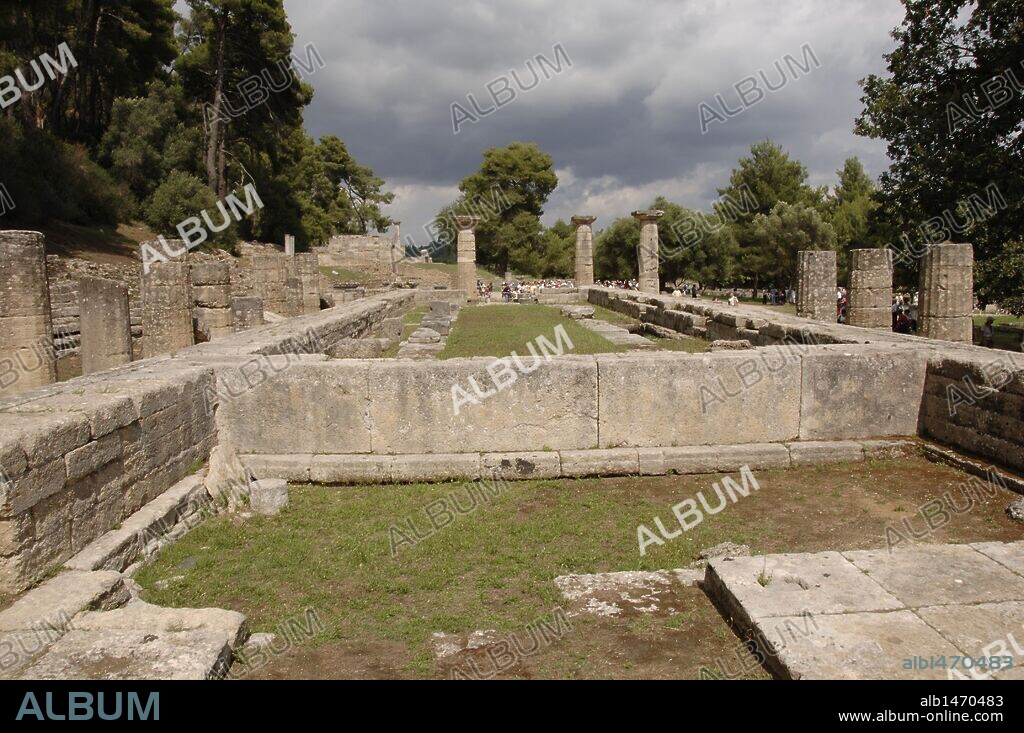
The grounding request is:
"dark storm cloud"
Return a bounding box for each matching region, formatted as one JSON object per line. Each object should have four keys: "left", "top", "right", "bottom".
{"left": 276, "top": 0, "right": 905, "bottom": 241}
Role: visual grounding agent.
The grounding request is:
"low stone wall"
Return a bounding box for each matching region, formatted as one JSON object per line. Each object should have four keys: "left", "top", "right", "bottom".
{"left": 0, "top": 366, "right": 217, "bottom": 593}
{"left": 0, "top": 290, "right": 415, "bottom": 594}
{"left": 589, "top": 287, "right": 1024, "bottom": 474}
{"left": 921, "top": 351, "right": 1024, "bottom": 472}
{"left": 219, "top": 346, "right": 927, "bottom": 459}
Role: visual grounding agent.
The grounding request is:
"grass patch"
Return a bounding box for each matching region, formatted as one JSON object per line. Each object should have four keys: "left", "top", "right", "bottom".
{"left": 439, "top": 305, "right": 626, "bottom": 359}
{"left": 407, "top": 262, "right": 504, "bottom": 282}
{"left": 320, "top": 266, "right": 377, "bottom": 285}
{"left": 589, "top": 304, "right": 638, "bottom": 327}
{"left": 133, "top": 456, "right": 1023, "bottom": 678}
{"left": 643, "top": 335, "right": 710, "bottom": 353}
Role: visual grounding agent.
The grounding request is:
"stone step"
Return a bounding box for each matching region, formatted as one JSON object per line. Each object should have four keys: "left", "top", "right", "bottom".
{"left": 75, "top": 600, "right": 248, "bottom": 649}
{"left": 0, "top": 571, "right": 128, "bottom": 633}
{"left": 14, "top": 629, "right": 233, "bottom": 680}
{"left": 64, "top": 474, "right": 210, "bottom": 573}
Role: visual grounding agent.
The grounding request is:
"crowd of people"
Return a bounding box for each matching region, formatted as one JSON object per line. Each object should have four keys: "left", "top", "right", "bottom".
{"left": 597, "top": 279, "right": 640, "bottom": 290}
{"left": 477, "top": 279, "right": 575, "bottom": 303}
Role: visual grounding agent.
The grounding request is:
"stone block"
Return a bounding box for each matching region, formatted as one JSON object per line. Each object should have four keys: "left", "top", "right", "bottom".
{"left": 390, "top": 454, "right": 481, "bottom": 483}
{"left": 239, "top": 454, "right": 311, "bottom": 483}
{"left": 638, "top": 444, "right": 790, "bottom": 475}
{"left": 368, "top": 358, "right": 599, "bottom": 454}
{"left": 787, "top": 441, "right": 865, "bottom": 465}
{"left": 482, "top": 452, "right": 562, "bottom": 480}
{"left": 250, "top": 479, "right": 288, "bottom": 516}
{"left": 799, "top": 347, "right": 927, "bottom": 440}
{"left": 559, "top": 449, "right": 638, "bottom": 477}
{"left": 597, "top": 352, "right": 801, "bottom": 448}
{"left": 0, "top": 570, "right": 127, "bottom": 631}
{"left": 310, "top": 455, "right": 391, "bottom": 484}
{"left": 217, "top": 362, "right": 371, "bottom": 455}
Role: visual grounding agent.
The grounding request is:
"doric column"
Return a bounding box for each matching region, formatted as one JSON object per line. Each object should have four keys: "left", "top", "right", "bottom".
{"left": 919, "top": 243, "right": 974, "bottom": 343}
{"left": 0, "top": 231, "right": 56, "bottom": 393}
{"left": 848, "top": 249, "right": 893, "bottom": 329}
{"left": 79, "top": 275, "right": 132, "bottom": 374}
{"left": 141, "top": 246, "right": 194, "bottom": 358}
{"left": 632, "top": 210, "right": 664, "bottom": 294}
{"left": 571, "top": 216, "right": 596, "bottom": 288}
{"left": 454, "top": 216, "right": 482, "bottom": 298}
{"left": 797, "top": 250, "right": 837, "bottom": 322}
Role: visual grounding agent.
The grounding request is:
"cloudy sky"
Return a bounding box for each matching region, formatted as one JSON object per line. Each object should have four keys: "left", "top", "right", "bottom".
{"left": 275, "top": 0, "right": 905, "bottom": 245}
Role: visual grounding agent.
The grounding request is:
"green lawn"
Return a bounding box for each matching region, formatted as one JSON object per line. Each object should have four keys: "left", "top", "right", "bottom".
{"left": 439, "top": 305, "right": 626, "bottom": 359}
{"left": 406, "top": 262, "right": 504, "bottom": 282}
{"left": 132, "top": 457, "right": 1022, "bottom": 679}
{"left": 644, "top": 335, "right": 710, "bottom": 353}
{"left": 589, "top": 304, "right": 639, "bottom": 327}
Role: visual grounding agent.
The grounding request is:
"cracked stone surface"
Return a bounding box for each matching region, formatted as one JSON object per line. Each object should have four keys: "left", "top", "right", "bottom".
{"left": 554, "top": 569, "right": 702, "bottom": 618}
{"left": 706, "top": 541, "right": 1024, "bottom": 680}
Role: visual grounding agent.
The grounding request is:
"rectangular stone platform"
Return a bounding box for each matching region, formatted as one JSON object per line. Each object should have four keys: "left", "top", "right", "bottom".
{"left": 705, "top": 541, "right": 1024, "bottom": 679}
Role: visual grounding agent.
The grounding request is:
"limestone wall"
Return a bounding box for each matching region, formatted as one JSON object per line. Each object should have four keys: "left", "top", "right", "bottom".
{"left": 0, "top": 290, "right": 415, "bottom": 594}
{"left": 921, "top": 352, "right": 1024, "bottom": 472}
{"left": 219, "top": 346, "right": 928, "bottom": 459}
{"left": 590, "top": 287, "right": 1022, "bottom": 472}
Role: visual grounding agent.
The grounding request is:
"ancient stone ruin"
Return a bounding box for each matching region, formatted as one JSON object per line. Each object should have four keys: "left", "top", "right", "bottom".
{"left": 0, "top": 226, "right": 1021, "bottom": 681}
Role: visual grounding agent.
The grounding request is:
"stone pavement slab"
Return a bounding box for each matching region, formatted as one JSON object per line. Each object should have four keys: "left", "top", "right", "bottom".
{"left": 971, "top": 541, "right": 1024, "bottom": 578}
{"left": 770, "top": 610, "right": 964, "bottom": 680}
{"left": 843, "top": 545, "right": 1024, "bottom": 607}
{"left": 17, "top": 629, "right": 232, "bottom": 680}
{"left": 915, "top": 601, "right": 1024, "bottom": 680}
{"left": 706, "top": 541, "right": 1024, "bottom": 680}
{"left": 705, "top": 551, "right": 903, "bottom": 619}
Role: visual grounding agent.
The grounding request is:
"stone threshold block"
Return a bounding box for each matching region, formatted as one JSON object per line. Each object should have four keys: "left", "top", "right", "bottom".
{"left": 14, "top": 628, "right": 233, "bottom": 680}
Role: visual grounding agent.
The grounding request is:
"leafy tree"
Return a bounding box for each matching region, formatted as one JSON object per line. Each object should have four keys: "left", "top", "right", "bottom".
{"left": 857, "top": 0, "right": 1024, "bottom": 311}
{"left": 99, "top": 79, "right": 204, "bottom": 213}
{"left": 143, "top": 170, "right": 236, "bottom": 249}
{"left": 538, "top": 220, "right": 575, "bottom": 278}
{"left": 750, "top": 202, "right": 838, "bottom": 287}
{"left": 0, "top": 0, "right": 178, "bottom": 144}
{"left": 656, "top": 196, "right": 740, "bottom": 287}
{"left": 437, "top": 142, "right": 558, "bottom": 276}
{"left": 828, "top": 158, "right": 882, "bottom": 275}
{"left": 717, "top": 141, "right": 825, "bottom": 289}
{"left": 177, "top": 0, "right": 311, "bottom": 198}
{"left": 594, "top": 216, "right": 639, "bottom": 281}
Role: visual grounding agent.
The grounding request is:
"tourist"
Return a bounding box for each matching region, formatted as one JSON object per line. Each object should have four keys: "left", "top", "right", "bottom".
{"left": 981, "top": 317, "right": 995, "bottom": 348}
{"left": 895, "top": 307, "right": 912, "bottom": 334}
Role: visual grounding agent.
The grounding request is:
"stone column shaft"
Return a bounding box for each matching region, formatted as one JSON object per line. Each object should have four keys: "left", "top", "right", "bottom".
{"left": 632, "top": 210, "right": 664, "bottom": 294}
{"left": 572, "top": 216, "right": 596, "bottom": 288}
{"left": 797, "top": 250, "right": 837, "bottom": 322}
{"left": 454, "top": 216, "right": 481, "bottom": 298}
{"left": 141, "top": 245, "right": 194, "bottom": 358}
{"left": 0, "top": 230, "right": 56, "bottom": 394}
{"left": 919, "top": 243, "right": 974, "bottom": 343}
{"left": 79, "top": 275, "right": 132, "bottom": 374}
{"left": 848, "top": 249, "right": 894, "bottom": 330}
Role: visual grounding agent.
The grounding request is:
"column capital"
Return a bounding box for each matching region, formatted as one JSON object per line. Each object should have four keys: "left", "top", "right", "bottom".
{"left": 632, "top": 210, "right": 665, "bottom": 222}
{"left": 571, "top": 215, "right": 597, "bottom": 227}
{"left": 453, "top": 216, "right": 482, "bottom": 230}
